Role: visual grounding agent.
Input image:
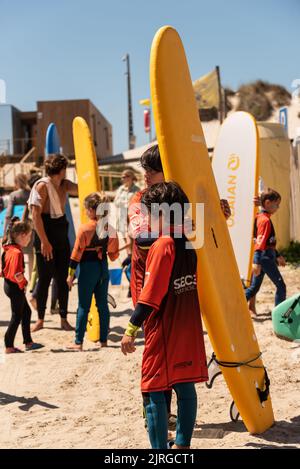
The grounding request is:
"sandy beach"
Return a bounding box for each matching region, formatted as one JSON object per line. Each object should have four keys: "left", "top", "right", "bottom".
{"left": 0, "top": 235, "right": 299, "bottom": 449}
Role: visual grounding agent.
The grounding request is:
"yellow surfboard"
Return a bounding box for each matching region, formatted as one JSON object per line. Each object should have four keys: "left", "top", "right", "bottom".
{"left": 72, "top": 116, "right": 100, "bottom": 342}
{"left": 150, "top": 26, "right": 274, "bottom": 434}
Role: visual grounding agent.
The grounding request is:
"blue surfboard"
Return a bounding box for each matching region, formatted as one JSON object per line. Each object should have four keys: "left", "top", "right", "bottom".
{"left": 45, "top": 123, "right": 76, "bottom": 249}
{"left": 0, "top": 205, "right": 25, "bottom": 237}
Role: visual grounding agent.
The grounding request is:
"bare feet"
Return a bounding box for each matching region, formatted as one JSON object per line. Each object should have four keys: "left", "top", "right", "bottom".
{"left": 94, "top": 341, "right": 108, "bottom": 349}
{"left": 172, "top": 444, "right": 190, "bottom": 449}
{"left": 29, "top": 296, "right": 37, "bottom": 311}
{"left": 61, "top": 319, "right": 75, "bottom": 331}
{"left": 31, "top": 319, "right": 44, "bottom": 332}
{"left": 248, "top": 297, "right": 257, "bottom": 316}
{"left": 5, "top": 347, "right": 23, "bottom": 354}
{"left": 66, "top": 343, "right": 83, "bottom": 351}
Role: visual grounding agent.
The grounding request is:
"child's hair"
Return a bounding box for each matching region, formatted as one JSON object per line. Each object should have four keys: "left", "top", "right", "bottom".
{"left": 28, "top": 172, "right": 42, "bottom": 188}
{"left": 261, "top": 188, "right": 281, "bottom": 207}
{"left": 3, "top": 217, "right": 32, "bottom": 245}
{"left": 45, "top": 154, "right": 68, "bottom": 176}
{"left": 141, "top": 181, "right": 190, "bottom": 224}
{"left": 84, "top": 192, "right": 109, "bottom": 218}
{"left": 14, "top": 174, "right": 30, "bottom": 191}
{"left": 140, "top": 144, "right": 163, "bottom": 173}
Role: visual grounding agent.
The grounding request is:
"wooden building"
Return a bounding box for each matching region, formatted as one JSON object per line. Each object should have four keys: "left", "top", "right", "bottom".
{"left": 0, "top": 99, "right": 112, "bottom": 163}
{"left": 36, "top": 99, "right": 113, "bottom": 162}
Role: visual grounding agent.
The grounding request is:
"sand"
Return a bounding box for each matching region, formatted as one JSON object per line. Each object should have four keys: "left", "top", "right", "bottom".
{"left": 0, "top": 266, "right": 299, "bottom": 449}
{"left": 0, "top": 200, "right": 299, "bottom": 448}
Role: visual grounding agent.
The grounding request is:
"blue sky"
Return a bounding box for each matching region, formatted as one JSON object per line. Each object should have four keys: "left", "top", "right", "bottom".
{"left": 0, "top": 0, "right": 299, "bottom": 154}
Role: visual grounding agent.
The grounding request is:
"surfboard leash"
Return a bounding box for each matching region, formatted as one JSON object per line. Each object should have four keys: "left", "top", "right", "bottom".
{"left": 210, "top": 352, "right": 270, "bottom": 403}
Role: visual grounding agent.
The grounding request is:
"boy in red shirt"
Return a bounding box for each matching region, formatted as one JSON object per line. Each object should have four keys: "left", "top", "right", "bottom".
{"left": 121, "top": 182, "right": 208, "bottom": 449}
{"left": 246, "top": 189, "right": 286, "bottom": 306}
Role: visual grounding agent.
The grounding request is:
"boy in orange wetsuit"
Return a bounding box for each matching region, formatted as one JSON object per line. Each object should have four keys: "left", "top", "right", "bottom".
{"left": 66, "top": 193, "right": 119, "bottom": 350}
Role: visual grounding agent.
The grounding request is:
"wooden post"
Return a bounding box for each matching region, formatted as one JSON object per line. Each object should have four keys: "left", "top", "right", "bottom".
{"left": 216, "top": 66, "right": 223, "bottom": 124}
{"left": 224, "top": 88, "right": 228, "bottom": 119}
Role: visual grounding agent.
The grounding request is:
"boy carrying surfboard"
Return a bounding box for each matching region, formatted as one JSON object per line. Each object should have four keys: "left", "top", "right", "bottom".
{"left": 121, "top": 181, "right": 208, "bottom": 449}
{"left": 128, "top": 144, "right": 231, "bottom": 437}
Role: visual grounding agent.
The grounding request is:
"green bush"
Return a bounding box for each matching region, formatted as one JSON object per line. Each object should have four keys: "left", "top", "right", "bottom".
{"left": 280, "top": 241, "right": 300, "bottom": 265}
{"left": 236, "top": 80, "right": 291, "bottom": 121}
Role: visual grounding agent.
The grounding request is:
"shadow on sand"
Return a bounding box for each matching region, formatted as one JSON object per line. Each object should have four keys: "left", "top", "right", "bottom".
{"left": 0, "top": 392, "right": 58, "bottom": 411}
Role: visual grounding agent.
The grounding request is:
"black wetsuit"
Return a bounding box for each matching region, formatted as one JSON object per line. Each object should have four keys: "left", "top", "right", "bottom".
{"left": 34, "top": 214, "right": 70, "bottom": 320}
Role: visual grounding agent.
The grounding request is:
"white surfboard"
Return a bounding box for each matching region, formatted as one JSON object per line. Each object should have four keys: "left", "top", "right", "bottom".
{"left": 212, "top": 111, "right": 259, "bottom": 287}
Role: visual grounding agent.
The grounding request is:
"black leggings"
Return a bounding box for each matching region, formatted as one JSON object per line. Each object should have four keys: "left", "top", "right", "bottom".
{"left": 35, "top": 247, "right": 70, "bottom": 320}
{"left": 32, "top": 278, "right": 58, "bottom": 310}
{"left": 4, "top": 279, "right": 32, "bottom": 348}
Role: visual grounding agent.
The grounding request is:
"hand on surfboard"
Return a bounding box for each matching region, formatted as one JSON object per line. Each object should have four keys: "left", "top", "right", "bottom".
{"left": 253, "top": 195, "right": 261, "bottom": 207}
{"left": 220, "top": 199, "right": 231, "bottom": 220}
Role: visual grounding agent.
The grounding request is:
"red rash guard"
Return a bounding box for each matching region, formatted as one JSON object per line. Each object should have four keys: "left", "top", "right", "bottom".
{"left": 254, "top": 211, "right": 276, "bottom": 252}
{"left": 138, "top": 236, "right": 208, "bottom": 393}
{"left": 1, "top": 244, "right": 27, "bottom": 290}
{"left": 128, "top": 190, "right": 149, "bottom": 306}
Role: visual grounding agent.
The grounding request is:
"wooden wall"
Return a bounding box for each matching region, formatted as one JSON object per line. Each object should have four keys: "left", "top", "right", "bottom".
{"left": 37, "top": 100, "right": 112, "bottom": 161}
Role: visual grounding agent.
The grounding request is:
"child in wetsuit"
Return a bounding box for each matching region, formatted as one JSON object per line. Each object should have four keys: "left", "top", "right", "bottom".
{"left": 2, "top": 217, "right": 43, "bottom": 353}
{"left": 66, "top": 193, "right": 119, "bottom": 350}
{"left": 246, "top": 189, "right": 286, "bottom": 307}
{"left": 121, "top": 181, "right": 208, "bottom": 449}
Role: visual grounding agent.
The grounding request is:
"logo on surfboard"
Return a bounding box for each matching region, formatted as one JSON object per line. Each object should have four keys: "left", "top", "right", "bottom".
{"left": 226, "top": 154, "right": 240, "bottom": 228}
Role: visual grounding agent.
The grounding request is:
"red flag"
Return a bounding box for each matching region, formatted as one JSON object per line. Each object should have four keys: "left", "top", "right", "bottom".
{"left": 144, "top": 109, "right": 150, "bottom": 133}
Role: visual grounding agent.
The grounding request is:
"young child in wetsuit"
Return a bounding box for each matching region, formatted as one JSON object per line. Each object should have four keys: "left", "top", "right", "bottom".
{"left": 121, "top": 181, "right": 208, "bottom": 449}
{"left": 246, "top": 189, "right": 286, "bottom": 307}
{"left": 66, "top": 193, "right": 119, "bottom": 350}
{"left": 1, "top": 217, "right": 43, "bottom": 353}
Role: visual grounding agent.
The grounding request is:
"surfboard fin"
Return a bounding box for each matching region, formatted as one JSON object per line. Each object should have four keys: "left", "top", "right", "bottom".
{"left": 205, "top": 354, "right": 222, "bottom": 389}
{"left": 107, "top": 293, "right": 117, "bottom": 309}
{"left": 206, "top": 354, "right": 241, "bottom": 423}
{"left": 230, "top": 401, "right": 240, "bottom": 422}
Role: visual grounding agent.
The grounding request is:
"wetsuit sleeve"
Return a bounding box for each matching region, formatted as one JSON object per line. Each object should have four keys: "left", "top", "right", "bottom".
{"left": 125, "top": 303, "right": 153, "bottom": 337}
{"left": 129, "top": 303, "right": 153, "bottom": 327}
{"left": 255, "top": 217, "right": 271, "bottom": 264}
{"left": 69, "top": 226, "right": 88, "bottom": 270}
{"left": 107, "top": 227, "right": 119, "bottom": 261}
{"left": 138, "top": 238, "right": 175, "bottom": 310}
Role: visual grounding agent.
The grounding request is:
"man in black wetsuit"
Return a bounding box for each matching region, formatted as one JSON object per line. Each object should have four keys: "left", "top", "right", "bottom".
{"left": 29, "top": 155, "right": 78, "bottom": 332}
